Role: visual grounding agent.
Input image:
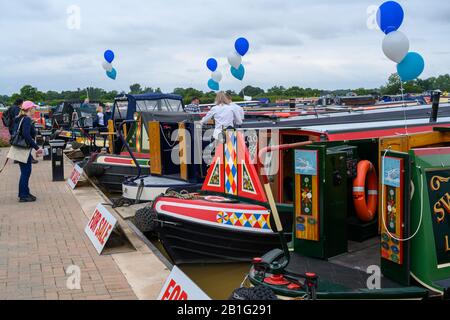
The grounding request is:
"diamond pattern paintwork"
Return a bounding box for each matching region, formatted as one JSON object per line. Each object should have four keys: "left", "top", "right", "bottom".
{"left": 225, "top": 132, "right": 238, "bottom": 195}
{"left": 216, "top": 212, "right": 271, "bottom": 230}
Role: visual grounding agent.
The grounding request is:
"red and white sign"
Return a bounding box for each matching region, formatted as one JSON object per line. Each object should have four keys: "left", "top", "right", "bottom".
{"left": 84, "top": 204, "right": 117, "bottom": 254}
{"left": 67, "top": 164, "right": 84, "bottom": 189}
{"left": 158, "top": 267, "right": 211, "bottom": 301}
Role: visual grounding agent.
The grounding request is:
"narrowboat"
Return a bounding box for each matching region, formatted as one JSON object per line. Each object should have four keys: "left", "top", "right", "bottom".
{"left": 136, "top": 92, "right": 450, "bottom": 268}
{"left": 84, "top": 93, "right": 187, "bottom": 192}
{"left": 238, "top": 127, "right": 450, "bottom": 300}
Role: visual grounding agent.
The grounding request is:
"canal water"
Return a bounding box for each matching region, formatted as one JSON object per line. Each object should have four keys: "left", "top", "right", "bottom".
{"left": 150, "top": 239, "right": 250, "bottom": 300}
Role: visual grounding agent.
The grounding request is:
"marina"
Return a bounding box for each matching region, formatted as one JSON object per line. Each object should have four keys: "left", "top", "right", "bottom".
{"left": 1, "top": 0, "right": 450, "bottom": 309}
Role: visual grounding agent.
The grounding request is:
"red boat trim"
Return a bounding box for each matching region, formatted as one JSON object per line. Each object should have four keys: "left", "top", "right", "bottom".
{"left": 119, "top": 152, "right": 150, "bottom": 159}
{"left": 155, "top": 198, "right": 273, "bottom": 234}
{"left": 412, "top": 147, "right": 450, "bottom": 156}
{"left": 327, "top": 124, "right": 450, "bottom": 141}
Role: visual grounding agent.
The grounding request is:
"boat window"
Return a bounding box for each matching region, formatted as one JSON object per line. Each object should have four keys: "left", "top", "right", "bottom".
{"left": 114, "top": 101, "right": 129, "bottom": 119}
{"left": 136, "top": 100, "right": 159, "bottom": 112}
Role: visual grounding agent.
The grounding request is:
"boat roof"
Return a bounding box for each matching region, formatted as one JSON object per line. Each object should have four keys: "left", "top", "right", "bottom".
{"left": 115, "top": 93, "right": 183, "bottom": 102}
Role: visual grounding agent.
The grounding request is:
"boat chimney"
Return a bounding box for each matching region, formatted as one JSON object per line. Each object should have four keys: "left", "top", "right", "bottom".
{"left": 430, "top": 90, "right": 442, "bottom": 123}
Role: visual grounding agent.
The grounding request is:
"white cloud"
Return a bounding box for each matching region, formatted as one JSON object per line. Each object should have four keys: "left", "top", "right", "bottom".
{"left": 0, "top": 0, "right": 448, "bottom": 95}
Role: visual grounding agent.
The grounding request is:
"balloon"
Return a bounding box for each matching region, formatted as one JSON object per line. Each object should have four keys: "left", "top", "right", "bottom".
{"left": 211, "top": 70, "right": 223, "bottom": 83}
{"left": 227, "top": 51, "right": 242, "bottom": 69}
{"left": 382, "top": 31, "right": 409, "bottom": 63}
{"left": 377, "top": 1, "right": 404, "bottom": 34}
{"left": 397, "top": 52, "right": 425, "bottom": 82}
{"left": 206, "top": 58, "right": 218, "bottom": 72}
{"left": 235, "top": 37, "right": 250, "bottom": 56}
{"left": 106, "top": 68, "right": 117, "bottom": 80}
{"left": 104, "top": 50, "right": 115, "bottom": 63}
{"left": 208, "top": 79, "right": 219, "bottom": 91}
{"left": 231, "top": 64, "right": 245, "bottom": 81}
{"left": 102, "top": 61, "right": 113, "bottom": 72}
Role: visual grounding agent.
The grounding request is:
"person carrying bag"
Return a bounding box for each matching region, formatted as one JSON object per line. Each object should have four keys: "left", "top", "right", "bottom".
{"left": 7, "top": 101, "right": 43, "bottom": 202}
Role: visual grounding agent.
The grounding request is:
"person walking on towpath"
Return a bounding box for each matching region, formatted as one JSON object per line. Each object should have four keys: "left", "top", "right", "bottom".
{"left": 12, "top": 101, "right": 43, "bottom": 203}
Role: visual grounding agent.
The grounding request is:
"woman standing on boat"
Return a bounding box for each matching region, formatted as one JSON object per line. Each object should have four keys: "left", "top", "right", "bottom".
{"left": 13, "top": 101, "right": 43, "bottom": 203}
{"left": 200, "top": 92, "right": 244, "bottom": 141}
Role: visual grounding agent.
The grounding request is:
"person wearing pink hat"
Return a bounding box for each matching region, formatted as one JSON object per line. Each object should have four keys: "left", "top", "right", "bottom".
{"left": 12, "top": 101, "right": 43, "bottom": 202}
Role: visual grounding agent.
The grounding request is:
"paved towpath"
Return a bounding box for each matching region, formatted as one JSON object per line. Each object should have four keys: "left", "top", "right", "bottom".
{"left": 0, "top": 148, "right": 138, "bottom": 300}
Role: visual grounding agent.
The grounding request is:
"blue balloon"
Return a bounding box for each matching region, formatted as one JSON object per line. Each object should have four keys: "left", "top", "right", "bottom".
{"left": 231, "top": 64, "right": 245, "bottom": 81}
{"left": 397, "top": 52, "right": 425, "bottom": 82}
{"left": 208, "top": 79, "right": 219, "bottom": 91}
{"left": 206, "top": 58, "right": 218, "bottom": 72}
{"left": 104, "top": 50, "right": 115, "bottom": 63}
{"left": 377, "top": 1, "right": 404, "bottom": 34}
{"left": 235, "top": 38, "right": 250, "bottom": 56}
{"left": 106, "top": 68, "right": 117, "bottom": 80}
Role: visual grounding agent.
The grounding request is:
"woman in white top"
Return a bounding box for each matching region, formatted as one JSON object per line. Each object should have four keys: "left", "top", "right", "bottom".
{"left": 200, "top": 92, "right": 244, "bottom": 140}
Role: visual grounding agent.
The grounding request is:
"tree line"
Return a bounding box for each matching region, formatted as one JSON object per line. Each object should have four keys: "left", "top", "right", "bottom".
{"left": 1, "top": 74, "right": 449, "bottom": 106}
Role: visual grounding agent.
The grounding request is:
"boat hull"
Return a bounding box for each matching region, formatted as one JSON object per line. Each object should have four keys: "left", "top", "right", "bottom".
{"left": 86, "top": 154, "right": 151, "bottom": 192}
{"left": 123, "top": 175, "right": 203, "bottom": 202}
{"left": 153, "top": 197, "right": 292, "bottom": 264}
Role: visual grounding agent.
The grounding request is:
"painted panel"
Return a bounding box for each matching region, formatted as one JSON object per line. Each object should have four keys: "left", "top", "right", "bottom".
{"left": 381, "top": 157, "right": 404, "bottom": 265}
{"left": 295, "top": 149, "right": 320, "bottom": 242}
{"left": 425, "top": 170, "right": 450, "bottom": 268}
{"left": 225, "top": 131, "right": 238, "bottom": 196}
{"left": 149, "top": 121, "right": 162, "bottom": 175}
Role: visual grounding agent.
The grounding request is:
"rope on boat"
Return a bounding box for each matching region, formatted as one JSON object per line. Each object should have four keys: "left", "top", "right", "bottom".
{"left": 164, "top": 190, "right": 199, "bottom": 200}
{"left": 160, "top": 124, "right": 179, "bottom": 148}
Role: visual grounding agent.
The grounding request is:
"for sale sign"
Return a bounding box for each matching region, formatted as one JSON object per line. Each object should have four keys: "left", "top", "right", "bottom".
{"left": 158, "top": 267, "right": 211, "bottom": 300}
{"left": 85, "top": 204, "right": 117, "bottom": 254}
{"left": 67, "top": 164, "right": 84, "bottom": 189}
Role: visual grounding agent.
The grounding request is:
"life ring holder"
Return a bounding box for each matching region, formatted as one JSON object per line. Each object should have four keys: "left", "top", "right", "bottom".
{"left": 353, "top": 160, "right": 379, "bottom": 223}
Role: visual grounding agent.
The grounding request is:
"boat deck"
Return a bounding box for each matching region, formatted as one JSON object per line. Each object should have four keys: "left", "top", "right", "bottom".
{"left": 287, "top": 238, "right": 410, "bottom": 291}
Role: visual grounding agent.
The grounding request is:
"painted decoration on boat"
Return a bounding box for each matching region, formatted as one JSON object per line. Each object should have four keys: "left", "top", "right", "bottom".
{"left": 383, "top": 156, "right": 401, "bottom": 188}
{"left": 208, "top": 161, "right": 221, "bottom": 187}
{"left": 295, "top": 150, "right": 318, "bottom": 176}
{"left": 237, "top": 133, "right": 267, "bottom": 202}
{"left": 381, "top": 156, "right": 404, "bottom": 265}
{"left": 295, "top": 149, "right": 320, "bottom": 242}
{"left": 426, "top": 171, "right": 450, "bottom": 268}
{"left": 203, "top": 143, "right": 224, "bottom": 194}
{"left": 225, "top": 131, "right": 238, "bottom": 196}
{"left": 242, "top": 164, "right": 255, "bottom": 193}
{"left": 203, "top": 130, "right": 267, "bottom": 203}
{"left": 155, "top": 198, "right": 273, "bottom": 234}
{"left": 216, "top": 212, "right": 271, "bottom": 231}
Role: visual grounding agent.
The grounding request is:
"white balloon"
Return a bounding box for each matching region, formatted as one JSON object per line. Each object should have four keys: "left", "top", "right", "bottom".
{"left": 382, "top": 31, "right": 410, "bottom": 64}
{"left": 228, "top": 51, "right": 242, "bottom": 69}
{"left": 102, "top": 61, "right": 113, "bottom": 72}
{"left": 211, "top": 70, "right": 223, "bottom": 83}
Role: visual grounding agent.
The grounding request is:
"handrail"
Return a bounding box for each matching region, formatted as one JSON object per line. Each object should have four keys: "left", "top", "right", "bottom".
{"left": 118, "top": 120, "right": 142, "bottom": 179}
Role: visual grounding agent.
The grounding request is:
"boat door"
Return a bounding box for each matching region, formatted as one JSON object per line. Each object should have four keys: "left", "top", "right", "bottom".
{"left": 380, "top": 150, "right": 412, "bottom": 286}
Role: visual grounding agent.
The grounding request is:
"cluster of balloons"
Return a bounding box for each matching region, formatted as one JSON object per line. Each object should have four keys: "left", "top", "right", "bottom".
{"left": 205, "top": 37, "right": 250, "bottom": 91}
{"left": 228, "top": 38, "right": 249, "bottom": 81}
{"left": 206, "top": 58, "right": 222, "bottom": 91}
{"left": 102, "top": 50, "right": 117, "bottom": 80}
{"left": 378, "top": 1, "right": 424, "bottom": 82}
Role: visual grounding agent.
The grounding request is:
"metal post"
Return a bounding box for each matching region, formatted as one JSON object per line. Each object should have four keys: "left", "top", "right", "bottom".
{"left": 430, "top": 90, "right": 442, "bottom": 123}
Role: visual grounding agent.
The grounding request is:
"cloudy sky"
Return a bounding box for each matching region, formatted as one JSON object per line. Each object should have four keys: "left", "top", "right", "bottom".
{"left": 0, "top": 0, "right": 449, "bottom": 95}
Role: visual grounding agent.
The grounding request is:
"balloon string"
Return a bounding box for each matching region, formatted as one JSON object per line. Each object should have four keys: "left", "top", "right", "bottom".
{"left": 399, "top": 75, "right": 409, "bottom": 136}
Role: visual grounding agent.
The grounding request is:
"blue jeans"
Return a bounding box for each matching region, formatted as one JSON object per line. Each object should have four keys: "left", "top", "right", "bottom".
{"left": 19, "top": 155, "right": 32, "bottom": 199}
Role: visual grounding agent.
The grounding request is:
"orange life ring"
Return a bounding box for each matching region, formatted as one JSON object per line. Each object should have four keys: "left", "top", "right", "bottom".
{"left": 353, "top": 160, "right": 378, "bottom": 222}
